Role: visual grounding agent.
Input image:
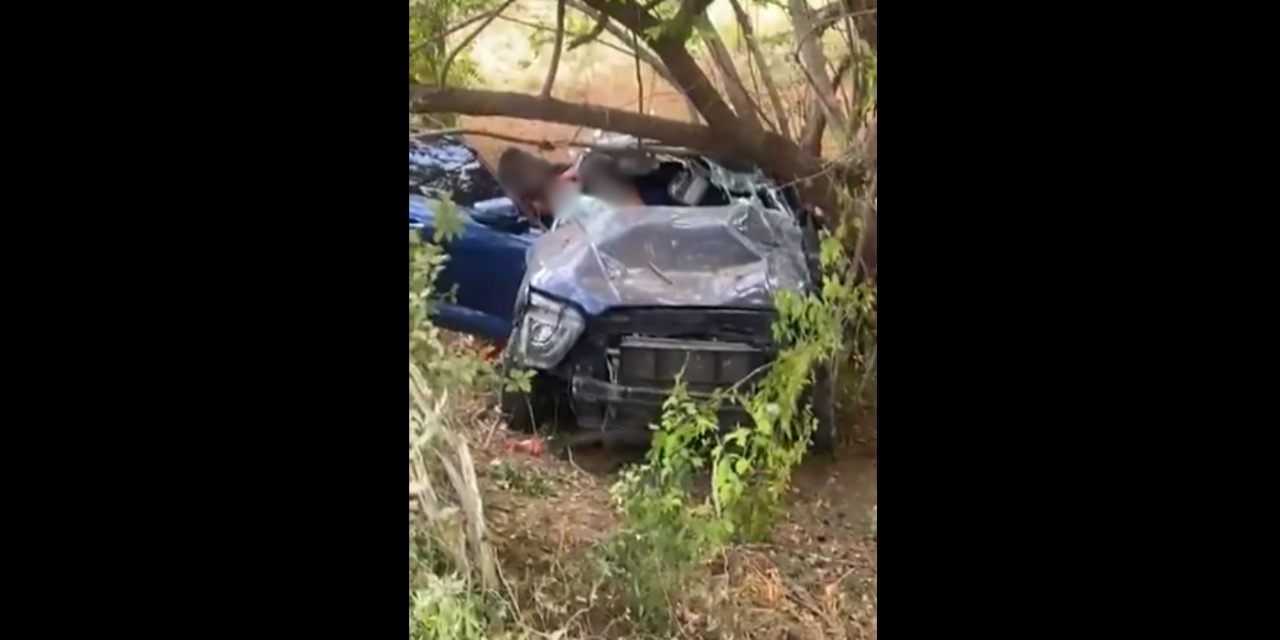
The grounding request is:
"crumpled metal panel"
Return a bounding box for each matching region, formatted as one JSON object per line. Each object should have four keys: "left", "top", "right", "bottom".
{"left": 526, "top": 200, "right": 809, "bottom": 316}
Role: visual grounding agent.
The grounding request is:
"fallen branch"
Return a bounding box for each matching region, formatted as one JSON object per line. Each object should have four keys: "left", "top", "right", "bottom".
{"left": 412, "top": 86, "right": 731, "bottom": 155}
{"left": 410, "top": 86, "right": 835, "bottom": 214}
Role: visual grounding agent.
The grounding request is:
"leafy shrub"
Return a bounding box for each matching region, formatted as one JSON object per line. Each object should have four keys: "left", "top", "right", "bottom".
{"left": 408, "top": 204, "right": 497, "bottom": 639}
{"left": 598, "top": 217, "right": 877, "bottom": 630}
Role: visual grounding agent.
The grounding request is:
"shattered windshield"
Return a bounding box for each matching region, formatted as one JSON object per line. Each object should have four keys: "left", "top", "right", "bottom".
{"left": 408, "top": 136, "right": 506, "bottom": 206}
{"left": 549, "top": 191, "right": 617, "bottom": 232}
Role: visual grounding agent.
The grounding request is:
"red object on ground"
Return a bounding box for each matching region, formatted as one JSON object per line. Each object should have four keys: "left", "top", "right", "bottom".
{"left": 504, "top": 437, "right": 545, "bottom": 457}
{"left": 480, "top": 341, "right": 504, "bottom": 362}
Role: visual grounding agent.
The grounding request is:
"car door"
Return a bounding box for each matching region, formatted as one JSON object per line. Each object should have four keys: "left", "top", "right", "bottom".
{"left": 409, "top": 136, "right": 536, "bottom": 341}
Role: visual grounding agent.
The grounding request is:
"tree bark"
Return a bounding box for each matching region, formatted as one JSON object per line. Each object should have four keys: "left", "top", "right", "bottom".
{"left": 800, "top": 53, "right": 854, "bottom": 155}
{"left": 409, "top": 86, "right": 826, "bottom": 193}
{"left": 788, "top": 0, "right": 849, "bottom": 142}
{"left": 692, "top": 14, "right": 763, "bottom": 131}
{"left": 579, "top": 0, "right": 739, "bottom": 130}
{"left": 727, "top": 0, "right": 791, "bottom": 136}
{"left": 541, "top": 0, "right": 567, "bottom": 97}
{"left": 560, "top": 1, "right": 702, "bottom": 122}
{"left": 412, "top": 86, "right": 731, "bottom": 153}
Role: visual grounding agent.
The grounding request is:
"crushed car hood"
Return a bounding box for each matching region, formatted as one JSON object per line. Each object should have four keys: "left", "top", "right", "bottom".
{"left": 527, "top": 201, "right": 809, "bottom": 316}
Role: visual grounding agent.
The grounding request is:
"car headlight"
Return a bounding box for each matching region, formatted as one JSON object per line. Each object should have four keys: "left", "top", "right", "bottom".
{"left": 511, "top": 291, "right": 585, "bottom": 369}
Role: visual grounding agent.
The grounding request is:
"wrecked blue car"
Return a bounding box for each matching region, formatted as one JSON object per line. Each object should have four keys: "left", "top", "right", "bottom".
{"left": 409, "top": 133, "right": 833, "bottom": 448}
{"left": 409, "top": 136, "right": 540, "bottom": 342}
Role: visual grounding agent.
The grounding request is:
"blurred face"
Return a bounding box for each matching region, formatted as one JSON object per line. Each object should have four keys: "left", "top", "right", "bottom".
{"left": 578, "top": 155, "right": 641, "bottom": 204}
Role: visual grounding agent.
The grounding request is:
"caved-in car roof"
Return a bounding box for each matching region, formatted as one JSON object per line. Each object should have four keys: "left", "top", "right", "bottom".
{"left": 527, "top": 201, "right": 809, "bottom": 316}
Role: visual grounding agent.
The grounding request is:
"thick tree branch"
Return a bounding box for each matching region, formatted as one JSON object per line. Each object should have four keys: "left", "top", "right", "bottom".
{"left": 853, "top": 118, "right": 877, "bottom": 278}
{"left": 412, "top": 86, "right": 732, "bottom": 155}
{"left": 800, "top": 54, "right": 854, "bottom": 155}
{"left": 693, "top": 15, "right": 764, "bottom": 131}
{"left": 409, "top": 86, "right": 834, "bottom": 217}
{"left": 788, "top": 0, "right": 849, "bottom": 142}
{"left": 630, "top": 6, "right": 646, "bottom": 116}
{"left": 497, "top": 11, "right": 702, "bottom": 123}
{"left": 668, "top": 0, "right": 717, "bottom": 43}
{"left": 806, "top": 1, "right": 876, "bottom": 52}
{"left": 845, "top": 0, "right": 877, "bottom": 51}
{"left": 579, "top": 0, "right": 738, "bottom": 129}
{"left": 541, "top": 0, "right": 567, "bottom": 97}
{"left": 727, "top": 0, "right": 790, "bottom": 136}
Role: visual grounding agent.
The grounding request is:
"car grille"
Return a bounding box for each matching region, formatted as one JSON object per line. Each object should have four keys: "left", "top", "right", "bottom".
{"left": 566, "top": 308, "right": 778, "bottom": 431}
{"left": 617, "top": 336, "right": 768, "bottom": 395}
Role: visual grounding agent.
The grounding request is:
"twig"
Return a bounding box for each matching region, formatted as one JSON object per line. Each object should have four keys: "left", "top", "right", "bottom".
{"left": 495, "top": 14, "right": 664, "bottom": 80}
{"left": 409, "top": 7, "right": 506, "bottom": 57}
{"left": 631, "top": 1, "right": 645, "bottom": 117}
{"left": 439, "top": 0, "right": 517, "bottom": 87}
{"left": 566, "top": 14, "right": 607, "bottom": 51}
{"left": 541, "top": 0, "right": 567, "bottom": 97}
{"left": 481, "top": 416, "right": 502, "bottom": 448}
{"left": 496, "top": 12, "right": 703, "bottom": 124}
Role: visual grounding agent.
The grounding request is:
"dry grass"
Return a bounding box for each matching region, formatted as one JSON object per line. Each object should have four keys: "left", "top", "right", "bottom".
{"left": 428, "top": 329, "right": 877, "bottom": 639}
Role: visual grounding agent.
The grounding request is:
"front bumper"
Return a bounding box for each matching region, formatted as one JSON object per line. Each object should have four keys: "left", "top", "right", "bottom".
{"left": 567, "top": 334, "right": 771, "bottom": 432}
{"left": 571, "top": 375, "right": 720, "bottom": 405}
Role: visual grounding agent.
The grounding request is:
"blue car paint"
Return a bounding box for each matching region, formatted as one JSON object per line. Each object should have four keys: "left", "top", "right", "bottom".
{"left": 528, "top": 268, "right": 612, "bottom": 317}
{"left": 410, "top": 136, "right": 535, "bottom": 342}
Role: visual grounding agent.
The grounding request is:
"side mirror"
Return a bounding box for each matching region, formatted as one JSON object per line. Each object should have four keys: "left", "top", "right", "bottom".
{"left": 470, "top": 198, "right": 532, "bottom": 234}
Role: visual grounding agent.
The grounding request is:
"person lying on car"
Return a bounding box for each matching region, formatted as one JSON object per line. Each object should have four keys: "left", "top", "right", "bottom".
{"left": 497, "top": 147, "right": 645, "bottom": 225}
{"left": 496, "top": 147, "right": 563, "bottom": 227}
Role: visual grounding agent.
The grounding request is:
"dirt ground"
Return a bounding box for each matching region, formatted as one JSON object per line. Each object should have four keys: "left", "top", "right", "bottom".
{"left": 449, "top": 68, "right": 877, "bottom": 639}
{"left": 466, "top": 399, "right": 878, "bottom": 640}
